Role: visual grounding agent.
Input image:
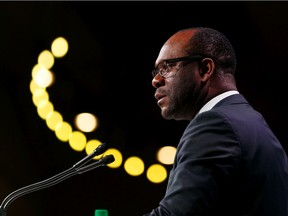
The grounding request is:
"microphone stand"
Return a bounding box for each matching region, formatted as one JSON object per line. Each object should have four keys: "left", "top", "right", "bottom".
{"left": 0, "top": 143, "right": 115, "bottom": 216}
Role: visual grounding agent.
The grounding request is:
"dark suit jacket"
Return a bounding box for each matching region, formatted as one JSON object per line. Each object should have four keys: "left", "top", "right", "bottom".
{"left": 145, "top": 94, "right": 288, "bottom": 216}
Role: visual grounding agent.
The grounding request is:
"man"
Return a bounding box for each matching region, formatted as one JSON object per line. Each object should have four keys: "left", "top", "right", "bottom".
{"left": 144, "top": 27, "right": 288, "bottom": 215}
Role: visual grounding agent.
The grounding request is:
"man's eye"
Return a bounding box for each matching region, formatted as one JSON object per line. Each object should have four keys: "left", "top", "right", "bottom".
{"left": 164, "top": 62, "right": 175, "bottom": 71}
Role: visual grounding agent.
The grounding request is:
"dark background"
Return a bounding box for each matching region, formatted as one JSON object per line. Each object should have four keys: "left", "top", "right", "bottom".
{"left": 0, "top": 1, "right": 287, "bottom": 216}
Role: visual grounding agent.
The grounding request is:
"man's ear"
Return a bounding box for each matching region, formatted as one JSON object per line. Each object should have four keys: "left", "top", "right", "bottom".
{"left": 198, "top": 58, "right": 215, "bottom": 78}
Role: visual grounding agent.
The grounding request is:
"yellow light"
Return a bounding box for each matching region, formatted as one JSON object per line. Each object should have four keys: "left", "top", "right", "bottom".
{"left": 157, "top": 146, "right": 176, "bottom": 165}
{"left": 30, "top": 79, "right": 44, "bottom": 95}
{"left": 32, "top": 64, "right": 45, "bottom": 79}
{"left": 146, "top": 164, "right": 167, "bottom": 184}
{"left": 34, "top": 67, "right": 54, "bottom": 88}
{"left": 51, "top": 37, "right": 69, "bottom": 58}
{"left": 46, "top": 111, "right": 63, "bottom": 131}
{"left": 103, "top": 148, "right": 122, "bottom": 168}
{"left": 38, "top": 50, "right": 55, "bottom": 69}
{"left": 85, "top": 139, "right": 103, "bottom": 160}
{"left": 74, "top": 112, "right": 98, "bottom": 132}
{"left": 55, "top": 121, "right": 73, "bottom": 142}
{"left": 124, "top": 156, "right": 145, "bottom": 176}
{"left": 69, "top": 131, "right": 87, "bottom": 152}
{"left": 32, "top": 64, "right": 55, "bottom": 88}
{"left": 32, "top": 88, "right": 49, "bottom": 107}
{"left": 37, "top": 100, "right": 54, "bottom": 120}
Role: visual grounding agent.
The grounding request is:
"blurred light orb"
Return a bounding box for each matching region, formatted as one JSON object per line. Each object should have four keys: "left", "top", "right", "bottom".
{"left": 124, "top": 156, "right": 145, "bottom": 176}
{"left": 46, "top": 111, "right": 63, "bottom": 131}
{"left": 34, "top": 67, "right": 54, "bottom": 88}
{"left": 55, "top": 121, "right": 73, "bottom": 142}
{"left": 147, "top": 164, "right": 167, "bottom": 183}
{"left": 51, "top": 37, "right": 69, "bottom": 58}
{"left": 157, "top": 146, "right": 177, "bottom": 165}
{"left": 30, "top": 79, "right": 43, "bottom": 94}
{"left": 32, "top": 64, "right": 45, "bottom": 80}
{"left": 69, "top": 131, "right": 87, "bottom": 151}
{"left": 38, "top": 50, "right": 54, "bottom": 69}
{"left": 37, "top": 100, "right": 54, "bottom": 120}
{"left": 32, "top": 88, "right": 49, "bottom": 106}
{"left": 75, "top": 112, "right": 98, "bottom": 132}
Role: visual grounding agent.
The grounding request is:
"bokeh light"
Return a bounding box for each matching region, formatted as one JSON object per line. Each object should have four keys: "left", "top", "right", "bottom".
{"left": 157, "top": 146, "right": 177, "bottom": 165}
{"left": 74, "top": 112, "right": 98, "bottom": 132}
{"left": 55, "top": 121, "right": 73, "bottom": 142}
{"left": 33, "top": 67, "right": 54, "bottom": 88}
{"left": 124, "top": 156, "right": 145, "bottom": 176}
{"left": 37, "top": 100, "right": 54, "bottom": 120}
{"left": 69, "top": 131, "right": 87, "bottom": 151}
{"left": 146, "top": 164, "right": 167, "bottom": 183}
{"left": 32, "top": 88, "right": 49, "bottom": 106}
{"left": 51, "top": 37, "right": 69, "bottom": 58}
{"left": 46, "top": 111, "right": 63, "bottom": 131}
{"left": 38, "top": 50, "right": 54, "bottom": 69}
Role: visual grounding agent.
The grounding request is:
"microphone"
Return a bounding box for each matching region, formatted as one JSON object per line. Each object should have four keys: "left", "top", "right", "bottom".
{"left": 73, "top": 142, "right": 108, "bottom": 169}
{"left": 0, "top": 143, "right": 114, "bottom": 216}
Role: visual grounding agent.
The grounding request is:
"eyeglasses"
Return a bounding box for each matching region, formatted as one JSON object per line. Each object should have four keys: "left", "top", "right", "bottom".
{"left": 152, "top": 55, "right": 204, "bottom": 78}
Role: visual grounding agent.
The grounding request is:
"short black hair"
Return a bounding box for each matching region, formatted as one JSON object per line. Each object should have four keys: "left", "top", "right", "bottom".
{"left": 186, "top": 27, "right": 237, "bottom": 75}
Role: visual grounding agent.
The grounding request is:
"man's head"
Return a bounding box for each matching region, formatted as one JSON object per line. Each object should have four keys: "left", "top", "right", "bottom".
{"left": 152, "top": 27, "right": 237, "bottom": 121}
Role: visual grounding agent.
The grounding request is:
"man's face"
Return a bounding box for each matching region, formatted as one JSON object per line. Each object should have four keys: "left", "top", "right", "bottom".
{"left": 152, "top": 36, "right": 204, "bottom": 121}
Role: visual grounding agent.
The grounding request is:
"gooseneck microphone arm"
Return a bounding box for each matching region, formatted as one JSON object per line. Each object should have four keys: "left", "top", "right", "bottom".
{"left": 0, "top": 143, "right": 115, "bottom": 216}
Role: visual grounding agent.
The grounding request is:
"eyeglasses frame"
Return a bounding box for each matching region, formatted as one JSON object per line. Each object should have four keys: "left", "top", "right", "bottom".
{"left": 152, "top": 54, "right": 205, "bottom": 78}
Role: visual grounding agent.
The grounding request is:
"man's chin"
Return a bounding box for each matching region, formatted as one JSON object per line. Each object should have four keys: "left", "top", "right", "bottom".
{"left": 161, "top": 108, "right": 173, "bottom": 120}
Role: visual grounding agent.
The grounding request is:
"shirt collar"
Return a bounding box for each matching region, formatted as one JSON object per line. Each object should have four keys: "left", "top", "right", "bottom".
{"left": 198, "top": 90, "right": 239, "bottom": 114}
